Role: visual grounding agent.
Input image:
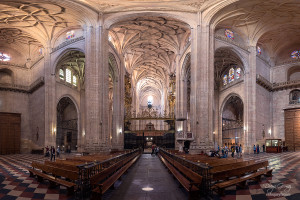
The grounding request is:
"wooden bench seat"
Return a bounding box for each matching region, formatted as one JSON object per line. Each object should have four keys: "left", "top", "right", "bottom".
{"left": 212, "top": 160, "right": 273, "bottom": 195}
{"left": 91, "top": 153, "right": 140, "bottom": 200}
{"left": 44, "top": 161, "right": 79, "bottom": 172}
{"left": 210, "top": 160, "right": 255, "bottom": 173}
{"left": 160, "top": 155, "right": 199, "bottom": 192}
{"left": 29, "top": 162, "right": 77, "bottom": 195}
{"left": 212, "top": 161, "right": 272, "bottom": 181}
{"left": 212, "top": 169, "right": 271, "bottom": 195}
{"left": 159, "top": 153, "right": 202, "bottom": 199}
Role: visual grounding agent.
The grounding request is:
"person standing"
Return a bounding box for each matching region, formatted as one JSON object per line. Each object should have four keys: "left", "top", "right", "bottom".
{"left": 50, "top": 146, "right": 53, "bottom": 161}
{"left": 52, "top": 146, "right": 56, "bottom": 161}
{"left": 253, "top": 145, "right": 256, "bottom": 154}
{"left": 155, "top": 146, "right": 159, "bottom": 155}
{"left": 263, "top": 144, "right": 265, "bottom": 152}
{"left": 257, "top": 145, "right": 260, "bottom": 154}
{"left": 236, "top": 144, "right": 239, "bottom": 158}
{"left": 239, "top": 144, "right": 242, "bottom": 157}
{"left": 151, "top": 144, "right": 155, "bottom": 155}
{"left": 56, "top": 146, "right": 60, "bottom": 158}
{"left": 231, "top": 146, "right": 235, "bottom": 157}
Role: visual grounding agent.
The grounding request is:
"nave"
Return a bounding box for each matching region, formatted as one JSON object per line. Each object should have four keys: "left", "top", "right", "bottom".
{"left": 0, "top": 152, "right": 300, "bottom": 200}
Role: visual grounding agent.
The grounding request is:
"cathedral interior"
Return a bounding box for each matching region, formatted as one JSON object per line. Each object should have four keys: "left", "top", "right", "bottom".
{"left": 0, "top": 0, "right": 300, "bottom": 199}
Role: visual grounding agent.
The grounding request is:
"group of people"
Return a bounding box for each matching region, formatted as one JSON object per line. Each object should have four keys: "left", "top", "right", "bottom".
{"left": 253, "top": 144, "right": 265, "bottom": 154}
{"left": 151, "top": 144, "right": 159, "bottom": 155}
{"left": 45, "top": 146, "right": 60, "bottom": 161}
{"left": 213, "top": 144, "right": 243, "bottom": 158}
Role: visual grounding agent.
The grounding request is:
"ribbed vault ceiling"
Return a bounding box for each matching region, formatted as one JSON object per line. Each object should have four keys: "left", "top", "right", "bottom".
{"left": 213, "top": 0, "right": 300, "bottom": 62}
{"left": 109, "top": 16, "right": 190, "bottom": 105}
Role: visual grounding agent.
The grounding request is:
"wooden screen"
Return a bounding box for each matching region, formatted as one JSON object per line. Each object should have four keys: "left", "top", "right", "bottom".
{"left": 285, "top": 109, "right": 300, "bottom": 151}
{"left": 0, "top": 113, "right": 21, "bottom": 154}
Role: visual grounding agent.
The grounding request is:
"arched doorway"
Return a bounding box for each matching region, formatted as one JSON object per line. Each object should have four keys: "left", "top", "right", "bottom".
{"left": 221, "top": 96, "right": 244, "bottom": 147}
{"left": 56, "top": 97, "right": 78, "bottom": 152}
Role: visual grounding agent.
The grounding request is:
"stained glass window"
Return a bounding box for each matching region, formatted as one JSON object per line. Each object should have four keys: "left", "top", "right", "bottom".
{"left": 229, "top": 68, "right": 235, "bottom": 83}
{"left": 39, "top": 48, "right": 43, "bottom": 56}
{"left": 0, "top": 53, "right": 10, "bottom": 61}
{"left": 236, "top": 68, "right": 241, "bottom": 79}
{"left": 66, "top": 31, "right": 75, "bottom": 40}
{"left": 223, "top": 75, "right": 228, "bottom": 85}
{"left": 291, "top": 51, "right": 300, "bottom": 59}
{"left": 257, "top": 46, "right": 261, "bottom": 55}
{"left": 225, "top": 29, "right": 234, "bottom": 39}
{"left": 59, "top": 69, "right": 64, "bottom": 80}
{"left": 66, "top": 68, "right": 72, "bottom": 83}
{"left": 72, "top": 75, "right": 77, "bottom": 86}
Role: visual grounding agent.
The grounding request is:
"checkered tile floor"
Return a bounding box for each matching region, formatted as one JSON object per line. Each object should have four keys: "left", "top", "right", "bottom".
{"left": 0, "top": 152, "right": 300, "bottom": 200}
{"left": 0, "top": 154, "right": 74, "bottom": 200}
{"left": 211, "top": 152, "right": 300, "bottom": 200}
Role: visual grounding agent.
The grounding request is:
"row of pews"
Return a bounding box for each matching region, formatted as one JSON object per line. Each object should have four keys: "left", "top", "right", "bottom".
{"left": 159, "top": 150, "right": 203, "bottom": 199}
{"left": 27, "top": 149, "right": 141, "bottom": 199}
{"left": 159, "top": 149, "right": 273, "bottom": 197}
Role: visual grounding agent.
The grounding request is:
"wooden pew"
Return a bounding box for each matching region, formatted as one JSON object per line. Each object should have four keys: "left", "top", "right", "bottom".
{"left": 45, "top": 160, "right": 79, "bottom": 172}
{"left": 212, "top": 160, "right": 273, "bottom": 195}
{"left": 159, "top": 153, "right": 202, "bottom": 199}
{"left": 29, "top": 162, "right": 77, "bottom": 195}
{"left": 28, "top": 162, "right": 55, "bottom": 183}
{"left": 210, "top": 160, "right": 255, "bottom": 173}
{"left": 90, "top": 152, "right": 140, "bottom": 200}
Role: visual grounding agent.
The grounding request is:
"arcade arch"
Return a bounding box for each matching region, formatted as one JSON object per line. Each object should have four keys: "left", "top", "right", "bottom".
{"left": 56, "top": 97, "right": 78, "bottom": 151}
{"left": 221, "top": 95, "right": 244, "bottom": 147}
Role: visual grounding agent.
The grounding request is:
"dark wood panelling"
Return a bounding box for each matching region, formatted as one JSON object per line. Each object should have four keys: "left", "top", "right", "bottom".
{"left": 0, "top": 113, "right": 21, "bottom": 154}
{"left": 285, "top": 109, "right": 300, "bottom": 152}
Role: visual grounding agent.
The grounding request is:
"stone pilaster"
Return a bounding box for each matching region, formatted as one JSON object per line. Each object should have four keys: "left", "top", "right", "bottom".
{"left": 244, "top": 46, "right": 257, "bottom": 153}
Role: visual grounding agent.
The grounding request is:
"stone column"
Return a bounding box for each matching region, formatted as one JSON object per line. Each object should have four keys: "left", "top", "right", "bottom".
{"left": 175, "top": 54, "right": 183, "bottom": 150}
{"left": 98, "top": 25, "right": 110, "bottom": 151}
{"left": 111, "top": 60, "right": 125, "bottom": 150}
{"left": 84, "top": 26, "right": 100, "bottom": 152}
{"left": 190, "top": 19, "right": 214, "bottom": 153}
{"left": 44, "top": 41, "right": 56, "bottom": 148}
{"left": 190, "top": 24, "right": 199, "bottom": 152}
{"left": 244, "top": 46, "right": 257, "bottom": 153}
{"left": 84, "top": 23, "right": 111, "bottom": 152}
{"left": 208, "top": 26, "right": 216, "bottom": 148}
{"left": 78, "top": 87, "right": 85, "bottom": 152}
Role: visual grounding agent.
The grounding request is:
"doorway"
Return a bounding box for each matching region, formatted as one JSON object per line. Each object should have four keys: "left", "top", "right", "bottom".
{"left": 56, "top": 97, "right": 78, "bottom": 152}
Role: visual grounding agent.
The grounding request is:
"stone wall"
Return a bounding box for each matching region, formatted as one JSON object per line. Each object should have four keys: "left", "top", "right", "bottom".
{"left": 29, "top": 86, "right": 45, "bottom": 150}
{"left": 0, "top": 91, "right": 31, "bottom": 153}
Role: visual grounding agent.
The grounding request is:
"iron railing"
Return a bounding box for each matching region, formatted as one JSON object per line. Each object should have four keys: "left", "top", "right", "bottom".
{"left": 75, "top": 148, "right": 141, "bottom": 199}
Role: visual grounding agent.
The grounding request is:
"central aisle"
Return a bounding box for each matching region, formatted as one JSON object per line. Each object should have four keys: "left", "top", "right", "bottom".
{"left": 108, "top": 154, "right": 188, "bottom": 200}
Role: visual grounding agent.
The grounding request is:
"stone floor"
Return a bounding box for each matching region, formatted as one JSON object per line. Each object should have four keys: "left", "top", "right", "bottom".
{"left": 107, "top": 154, "right": 187, "bottom": 200}
{"left": 0, "top": 152, "right": 300, "bottom": 200}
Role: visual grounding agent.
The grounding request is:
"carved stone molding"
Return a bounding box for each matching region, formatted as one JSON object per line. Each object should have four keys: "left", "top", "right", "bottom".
{"left": 256, "top": 74, "right": 300, "bottom": 92}
{"left": 215, "top": 35, "right": 248, "bottom": 52}
{"left": 52, "top": 36, "right": 85, "bottom": 53}
{"left": 0, "top": 76, "right": 44, "bottom": 94}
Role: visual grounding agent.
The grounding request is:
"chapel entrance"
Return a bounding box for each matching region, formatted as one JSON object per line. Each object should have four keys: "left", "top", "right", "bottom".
{"left": 221, "top": 96, "right": 244, "bottom": 147}
{"left": 56, "top": 97, "right": 78, "bottom": 152}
